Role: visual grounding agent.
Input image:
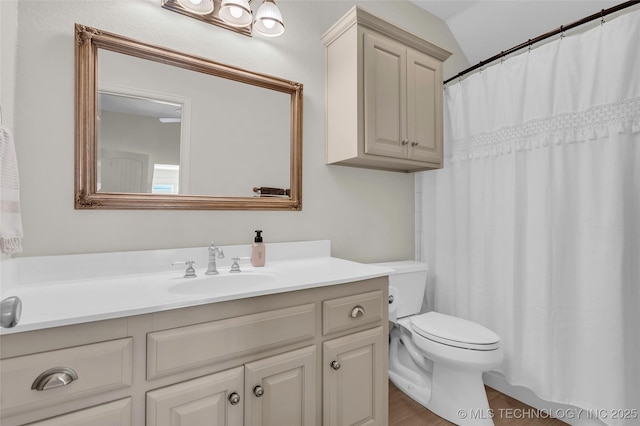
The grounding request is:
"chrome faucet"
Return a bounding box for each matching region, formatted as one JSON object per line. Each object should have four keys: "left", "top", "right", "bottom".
{"left": 206, "top": 242, "right": 225, "bottom": 275}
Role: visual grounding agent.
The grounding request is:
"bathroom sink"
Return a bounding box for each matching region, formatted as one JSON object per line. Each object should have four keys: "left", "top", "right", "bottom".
{"left": 168, "top": 272, "right": 277, "bottom": 295}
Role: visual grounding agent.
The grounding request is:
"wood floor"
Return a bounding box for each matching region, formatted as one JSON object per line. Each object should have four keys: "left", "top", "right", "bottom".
{"left": 389, "top": 381, "right": 567, "bottom": 425}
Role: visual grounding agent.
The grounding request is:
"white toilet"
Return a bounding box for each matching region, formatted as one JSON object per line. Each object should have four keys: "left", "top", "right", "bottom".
{"left": 375, "top": 261, "right": 503, "bottom": 426}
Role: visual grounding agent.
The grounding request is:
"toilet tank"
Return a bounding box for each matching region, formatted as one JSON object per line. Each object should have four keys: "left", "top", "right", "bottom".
{"left": 371, "top": 261, "right": 428, "bottom": 319}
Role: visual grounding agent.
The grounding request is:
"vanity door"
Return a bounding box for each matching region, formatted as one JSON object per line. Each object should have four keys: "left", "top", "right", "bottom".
{"left": 146, "top": 366, "right": 244, "bottom": 426}
{"left": 244, "top": 346, "right": 317, "bottom": 426}
{"left": 323, "top": 327, "right": 386, "bottom": 426}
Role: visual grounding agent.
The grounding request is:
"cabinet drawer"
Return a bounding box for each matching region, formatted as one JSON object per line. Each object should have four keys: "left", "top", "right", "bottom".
{"left": 25, "top": 398, "right": 132, "bottom": 426}
{"left": 0, "top": 338, "right": 132, "bottom": 416}
{"left": 323, "top": 291, "right": 384, "bottom": 335}
{"left": 147, "top": 304, "right": 316, "bottom": 380}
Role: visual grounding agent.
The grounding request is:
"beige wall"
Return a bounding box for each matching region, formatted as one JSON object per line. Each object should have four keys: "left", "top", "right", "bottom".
{"left": 2, "top": 0, "right": 468, "bottom": 262}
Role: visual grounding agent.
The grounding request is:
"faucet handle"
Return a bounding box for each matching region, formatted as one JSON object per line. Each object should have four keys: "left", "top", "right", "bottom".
{"left": 230, "top": 257, "right": 242, "bottom": 273}
{"left": 172, "top": 260, "right": 197, "bottom": 278}
{"left": 230, "top": 257, "right": 250, "bottom": 273}
{"left": 208, "top": 242, "right": 225, "bottom": 259}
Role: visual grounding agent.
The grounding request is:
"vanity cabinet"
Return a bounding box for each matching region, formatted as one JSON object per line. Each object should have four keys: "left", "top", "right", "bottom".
{"left": 322, "top": 291, "right": 386, "bottom": 426}
{"left": 0, "top": 278, "right": 388, "bottom": 426}
{"left": 24, "top": 398, "right": 132, "bottom": 426}
{"left": 146, "top": 367, "right": 244, "bottom": 426}
{"left": 147, "top": 346, "right": 316, "bottom": 426}
{"left": 243, "top": 345, "right": 316, "bottom": 426}
{"left": 323, "top": 328, "right": 385, "bottom": 426}
{"left": 322, "top": 7, "right": 451, "bottom": 172}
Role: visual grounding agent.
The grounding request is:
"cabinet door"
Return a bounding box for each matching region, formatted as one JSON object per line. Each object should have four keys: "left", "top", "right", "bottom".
{"left": 323, "top": 327, "right": 386, "bottom": 426}
{"left": 146, "top": 367, "right": 244, "bottom": 426}
{"left": 244, "top": 345, "right": 316, "bottom": 426}
{"left": 363, "top": 32, "right": 407, "bottom": 159}
{"left": 407, "top": 49, "right": 443, "bottom": 164}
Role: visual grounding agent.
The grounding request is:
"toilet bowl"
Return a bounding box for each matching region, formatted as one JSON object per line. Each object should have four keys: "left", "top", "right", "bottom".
{"left": 374, "top": 261, "right": 503, "bottom": 426}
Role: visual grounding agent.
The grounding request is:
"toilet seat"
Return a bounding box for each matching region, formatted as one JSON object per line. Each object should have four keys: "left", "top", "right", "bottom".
{"left": 410, "top": 312, "right": 500, "bottom": 351}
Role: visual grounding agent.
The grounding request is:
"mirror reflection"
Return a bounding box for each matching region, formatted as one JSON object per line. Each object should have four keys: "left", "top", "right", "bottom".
{"left": 97, "top": 49, "right": 291, "bottom": 198}
{"left": 97, "top": 92, "right": 183, "bottom": 194}
{"left": 75, "top": 24, "right": 303, "bottom": 210}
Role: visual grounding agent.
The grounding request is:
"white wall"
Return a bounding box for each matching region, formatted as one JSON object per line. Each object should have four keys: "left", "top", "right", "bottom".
{"left": 445, "top": 1, "right": 627, "bottom": 66}
{"left": 4, "top": 0, "right": 467, "bottom": 261}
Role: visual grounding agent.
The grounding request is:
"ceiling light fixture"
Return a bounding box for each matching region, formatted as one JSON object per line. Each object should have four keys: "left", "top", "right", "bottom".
{"left": 162, "top": 0, "right": 285, "bottom": 38}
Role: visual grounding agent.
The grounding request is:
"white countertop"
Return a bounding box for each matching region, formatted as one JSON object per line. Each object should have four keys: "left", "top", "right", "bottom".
{"left": 0, "top": 241, "right": 392, "bottom": 335}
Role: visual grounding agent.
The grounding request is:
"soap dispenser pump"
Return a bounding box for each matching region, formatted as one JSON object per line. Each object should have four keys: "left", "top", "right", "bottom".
{"left": 251, "top": 230, "right": 266, "bottom": 267}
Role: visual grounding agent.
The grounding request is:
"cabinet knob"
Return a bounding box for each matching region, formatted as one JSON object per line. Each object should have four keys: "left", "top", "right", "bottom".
{"left": 401, "top": 139, "right": 409, "bottom": 145}
{"left": 253, "top": 385, "right": 264, "bottom": 397}
{"left": 411, "top": 141, "right": 419, "bottom": 146}
{"left": 228, "top": 392, "right": 241, "bottom": 405}
{"left": 350, "top": 305, "right": 365, "bottom": 318}
{"left": 389, "top": 295, "right": 394, "bottom": 304}
{"left": 331, "top": 360, "right": 341, "bottom": 370}
{"left": 31, "top": 367, "right": 78, "bottom": 391}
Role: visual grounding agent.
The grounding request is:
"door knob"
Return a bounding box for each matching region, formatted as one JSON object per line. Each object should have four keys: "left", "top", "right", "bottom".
{"left": 228, "top": 392, "right": 241, "bottom": 405}
{"left": 331, "top": 360, "right": 341, "bottom": 370}
{"left": 253, "top": 385, "right": 264, "bottom": 397}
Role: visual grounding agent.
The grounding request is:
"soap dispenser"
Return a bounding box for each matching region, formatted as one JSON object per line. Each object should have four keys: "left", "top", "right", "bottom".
{"left": 251, "top": 230, "right": 266, "bottom": 267}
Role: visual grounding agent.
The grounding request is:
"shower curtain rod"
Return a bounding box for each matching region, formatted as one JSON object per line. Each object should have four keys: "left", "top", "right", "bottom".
{"left": 443, "top": 0, "right": 640, "bottom": 85}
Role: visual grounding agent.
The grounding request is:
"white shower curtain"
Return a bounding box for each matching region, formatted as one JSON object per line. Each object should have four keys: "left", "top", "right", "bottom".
{"left": 420, "top": 9, "right": 640, "bottom": 425}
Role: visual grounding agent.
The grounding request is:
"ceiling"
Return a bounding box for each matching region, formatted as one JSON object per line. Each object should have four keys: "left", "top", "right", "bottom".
{"left": 409, "top": 1, "right": 632, "bottom": 70}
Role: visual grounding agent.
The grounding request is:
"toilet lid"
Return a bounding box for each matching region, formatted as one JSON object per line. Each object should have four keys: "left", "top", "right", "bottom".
{"left": 410, "top": 312, "right": 500, "bottom": 351}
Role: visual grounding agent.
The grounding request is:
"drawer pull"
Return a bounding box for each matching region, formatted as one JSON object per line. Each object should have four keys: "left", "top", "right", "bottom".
{"left": 228, "top": 392, "right": 241, "bottom": 405}
{"left": 31, "top": 367, "right": 78, "bottom": 391}
{"left": 350, "top": 305, "right": 365, "bottom": 319}
{"left": 330, "top": 360, "right": 341, "bottom": 370}
{"left": 253, "top": 385, "right": 264, "bottom": 397}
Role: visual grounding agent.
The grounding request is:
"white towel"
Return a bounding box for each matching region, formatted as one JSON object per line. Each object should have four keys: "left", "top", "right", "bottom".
{"left": 0, "top": 125, "right": 23, "bottom": 254}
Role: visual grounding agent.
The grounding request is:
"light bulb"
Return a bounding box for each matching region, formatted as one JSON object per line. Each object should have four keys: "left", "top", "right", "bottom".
{"left": 189, "top": 0, "right": 203, "bottom": 5}
{"left": 263, "top": 18, "right": 275, "bottom": 29}
{"left": 229, "top": 5, "right": 243, "bottom": 18}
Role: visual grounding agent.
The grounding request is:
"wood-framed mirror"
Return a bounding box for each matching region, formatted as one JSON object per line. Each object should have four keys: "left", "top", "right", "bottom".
{"left": 75, "top": 24, "right": 303, "bottom": 210}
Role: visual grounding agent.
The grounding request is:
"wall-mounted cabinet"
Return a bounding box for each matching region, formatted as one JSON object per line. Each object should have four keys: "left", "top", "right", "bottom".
{"left": 322, "top": 7, "right": 451, "bottom": 172}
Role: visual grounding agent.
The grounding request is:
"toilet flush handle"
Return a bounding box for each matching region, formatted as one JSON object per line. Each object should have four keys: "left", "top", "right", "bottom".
{"left": 350, "top": 305, "right": 365, "bottom": 318}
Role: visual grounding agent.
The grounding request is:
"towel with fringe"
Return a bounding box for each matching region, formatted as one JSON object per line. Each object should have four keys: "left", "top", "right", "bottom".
{"left": 0, "top": 125, "right": 23, "bottom": 254}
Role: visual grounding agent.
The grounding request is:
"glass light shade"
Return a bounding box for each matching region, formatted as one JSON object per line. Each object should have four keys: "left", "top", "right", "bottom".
{"left": 254, "top": 0, "right": 284, "bottom": 37}
{"left": 175, "top": 0, "right": 214, "bottom": 15}
{"left": 219, "top": 0, "right": 252, "bottom": 27}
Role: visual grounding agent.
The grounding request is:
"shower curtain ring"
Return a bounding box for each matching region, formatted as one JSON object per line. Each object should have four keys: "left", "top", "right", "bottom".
{"left": 601, "top": 9, "right": 605, "bottom": 25}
